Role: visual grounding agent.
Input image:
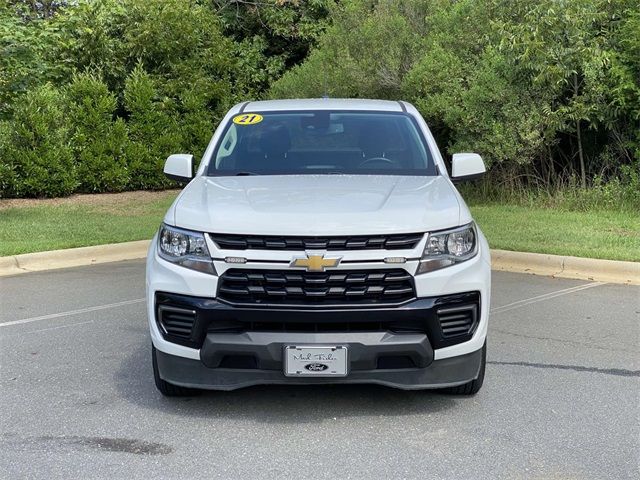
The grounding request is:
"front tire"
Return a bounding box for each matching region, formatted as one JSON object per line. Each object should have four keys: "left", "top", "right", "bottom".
{"left": 152, "top": 345, "right": 201, "bottom": 397}
{"left": 440, "top": 342, "right": 486, "bottom": 395}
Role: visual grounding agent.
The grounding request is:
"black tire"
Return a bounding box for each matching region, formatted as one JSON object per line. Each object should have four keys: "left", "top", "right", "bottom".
{"left": 152, "top": 345, "right": 201, "bottom": 397}
{"left": 440, "top": 342, "right": 486, "bottom": 395}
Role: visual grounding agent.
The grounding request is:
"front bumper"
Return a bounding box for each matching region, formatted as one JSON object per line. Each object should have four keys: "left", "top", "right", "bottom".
{"left": 151, "top": 291, "right": 482, "bottom": 390}
{"left": 156, "top": 343, "right": 484, "bottom": 391}
{"left": 146, "top": 231, "right": 491, "bottom": 389}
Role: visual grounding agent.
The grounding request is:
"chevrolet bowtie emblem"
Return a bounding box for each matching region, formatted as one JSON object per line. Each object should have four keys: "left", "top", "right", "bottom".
{"left": 290, "top": 253, "right": 342, "bottom": 272}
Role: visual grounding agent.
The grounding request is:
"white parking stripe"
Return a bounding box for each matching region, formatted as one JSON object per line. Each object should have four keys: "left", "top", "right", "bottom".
{"left": 491, "top": 282, "right": 603, "bottom": 314}
{"left": 0, "top": 298, "right": 145, "bottom": 328}
{"left": 2, "top": 319, "right": 96, "bottom": 337}
{"left": 0, "top": 281, "right": 604, "bottom": 329}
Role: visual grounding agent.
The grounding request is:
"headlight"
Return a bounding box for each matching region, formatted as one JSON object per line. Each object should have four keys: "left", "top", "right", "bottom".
{"left": 416, "top": 223, "right": 478, "bottom": 274}
{"left": 158, "top": 223, "right": 216, "bottom": 275}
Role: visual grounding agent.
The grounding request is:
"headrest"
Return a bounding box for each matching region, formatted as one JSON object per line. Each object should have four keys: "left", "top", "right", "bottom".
{"left": 258, "top": 123, "right": 291, "bottom": 159}
{"left": 358, "top": 121, "right": 390, "bottom": 157}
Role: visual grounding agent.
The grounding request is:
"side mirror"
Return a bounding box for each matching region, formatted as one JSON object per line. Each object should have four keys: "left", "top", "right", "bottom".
{"left": 164, "top": 154, "right": 193, "bottom": 183}
{"left": 451, "top": 153, "right": 486, "bottom": 183}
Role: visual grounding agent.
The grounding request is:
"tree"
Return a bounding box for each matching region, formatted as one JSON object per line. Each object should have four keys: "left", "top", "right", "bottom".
{"left": 213, "top": 0, "right": 334, "bottom": 69}
{"left": 403, "top": 0, "right": 546, "bottom": 173}
{"left": 271, "top": 0, "right": 425, "bottom": 99}
{"left": 495, "top": 0, "right": 639, "bottom": 187}
{"left": 0, "top": 3, "right": 56, "bottom": 118}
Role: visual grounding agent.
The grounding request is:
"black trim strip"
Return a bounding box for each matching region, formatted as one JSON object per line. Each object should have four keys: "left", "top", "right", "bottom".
{"left": 238, "top": 101, "right": 250, "bottom": 113}
{"left": 397, "top": 100, "right": 407, "bottom": 112}
{"left": 451, "top": 172, "right": 485, "bottom": 184}
{"left": 209, "top": 232, "right": 425, "bottom": 251}
{"left": 164, "top": 173, "right": 191, "bottom": 184}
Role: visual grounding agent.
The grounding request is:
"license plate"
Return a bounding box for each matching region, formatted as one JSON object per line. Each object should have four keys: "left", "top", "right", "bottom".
{"left": 284, "top": 345, "right": 348, "bottom": 377}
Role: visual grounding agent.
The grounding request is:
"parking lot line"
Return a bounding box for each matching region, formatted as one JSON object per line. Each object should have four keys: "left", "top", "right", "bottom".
{"left": 490, "top": 281, "right": 603, "bottom": 315}
{"left": 0, "top": 298, "right": 144, "bottom": 328}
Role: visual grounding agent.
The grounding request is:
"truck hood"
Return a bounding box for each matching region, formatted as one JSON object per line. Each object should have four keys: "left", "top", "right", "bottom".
{"left": 168, "top": 175, "right": 466, "bottom": 236}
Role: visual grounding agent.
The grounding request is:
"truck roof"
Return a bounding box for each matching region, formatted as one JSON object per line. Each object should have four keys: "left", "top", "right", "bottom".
{"left": 237, "top": 98, "right": 406, "bottom": 113}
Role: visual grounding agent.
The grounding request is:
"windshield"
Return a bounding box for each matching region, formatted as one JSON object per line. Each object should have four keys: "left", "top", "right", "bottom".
{"left": 207, "top": 111, "right": 438, "bottom": 176}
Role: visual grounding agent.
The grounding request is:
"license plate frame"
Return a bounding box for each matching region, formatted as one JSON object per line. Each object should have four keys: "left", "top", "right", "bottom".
{"left": 284, "top": 345, "right": 348, "bottom": 377}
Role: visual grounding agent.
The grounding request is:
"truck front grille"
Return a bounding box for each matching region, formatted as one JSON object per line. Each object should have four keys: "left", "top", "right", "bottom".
{"left": 217, "top": 268, "right": 416, "bottom": 306}
{"left": 210, "top": 233, "right": 423, "bottom": 251}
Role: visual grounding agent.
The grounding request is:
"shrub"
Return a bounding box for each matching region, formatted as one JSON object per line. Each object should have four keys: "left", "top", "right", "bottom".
{"left": 178, "top": 85, "right": 216, "bottom": 163}
{"left": 1, "top": 0, "right": 637, "bottom": 201}
{"left": 66, "top": 73, "right": 129, "bottom": 192}
{"left": 0, "top": 120, "right": 16, "bottom": 197}
{"left": 123, "top": 67, "right": 183, "bottom": 190}
{"left": 4, "top": 84, "right": 76, "bottom": 197}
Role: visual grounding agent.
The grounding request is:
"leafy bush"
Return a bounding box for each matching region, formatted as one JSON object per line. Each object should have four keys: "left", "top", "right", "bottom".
{"left": 1, "top": 0, "right": 256, "bottom": 198}
{"left": 0, "top": 0, "right": 637, "bottom": 204}
{"left": 3, "top": 84, "right": 76, "bottom": 197}
{"left": 123, "top": 67, "right": 183, "bottom": 190}
{"left": 0, "top": 120, "right": 16, "bottom": 197}
{"left": 271, "top": 0, "right": 639, "bottom": 197}
{"left": 67, "top": 73, "right": 129, "bottom": 192}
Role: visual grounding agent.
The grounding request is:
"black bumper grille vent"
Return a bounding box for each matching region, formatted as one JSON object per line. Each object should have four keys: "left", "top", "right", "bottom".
{"left": 437, "top": 304, "right": 478, "bottom": 338}
{"left": 210, "top": 233, "right": 423, "bottom": 251}
{"left": 217, "top": 269, "right": 416, "bottom": 306}
{"left": 157, "top": 305, "right": 196, "bottom": 340}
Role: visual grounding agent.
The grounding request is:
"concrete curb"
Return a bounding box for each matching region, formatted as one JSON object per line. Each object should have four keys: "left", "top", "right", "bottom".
{"left": 0, "top": 240, "right": 151, "bottom": 277}
{"left": 491, "top": 249, "right": 639, "bottom": 285}
{"left": 0, "top": 241, "right": 638, "bottom": 285}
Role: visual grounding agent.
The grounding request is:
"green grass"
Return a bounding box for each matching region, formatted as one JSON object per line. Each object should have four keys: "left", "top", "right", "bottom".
{"left": 470, "top": 204, "right": 640, "bottom": 262}
{"left": 1, "top": 191, "right": 638, "bottom": 261}
{"left": 0, "top": 192, "right": 178, "bottom": 256}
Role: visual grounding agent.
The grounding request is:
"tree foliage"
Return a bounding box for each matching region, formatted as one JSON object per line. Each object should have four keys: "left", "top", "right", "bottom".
{"left": 0, "top": 0, "right": 637, "bottom": 199}
{"left": 67, "top": 73, "right": 129, "bottom": 192}
{"left": 123, "top": 66, "right": 184, "bottom": 190}
{"left": 272, "top": 0, "right": 639, "bottom": 192}
{"left": 2, "top": 84, "right": 76, "bottom": 197}
{"left": 271, "top": 0, "right": 426, "bottom": 99}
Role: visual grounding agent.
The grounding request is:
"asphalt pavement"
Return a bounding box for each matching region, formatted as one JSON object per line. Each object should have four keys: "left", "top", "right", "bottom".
{"left": 1, "top": 260, "right": 638, "bottom": 479}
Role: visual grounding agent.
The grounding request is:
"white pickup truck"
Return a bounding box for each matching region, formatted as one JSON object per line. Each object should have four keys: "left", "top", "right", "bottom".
{"left": 146, "top": 99, "right": 491, "bottom": 395}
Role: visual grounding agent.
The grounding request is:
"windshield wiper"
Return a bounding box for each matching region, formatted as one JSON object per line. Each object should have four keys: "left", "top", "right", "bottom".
{"left": 234, "top": 171, "right": 258, "bottom": 176}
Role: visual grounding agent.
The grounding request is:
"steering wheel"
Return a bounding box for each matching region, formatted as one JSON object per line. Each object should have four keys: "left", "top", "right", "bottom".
{"left": 358, "top": 157, "right": 395, "bottom": 167}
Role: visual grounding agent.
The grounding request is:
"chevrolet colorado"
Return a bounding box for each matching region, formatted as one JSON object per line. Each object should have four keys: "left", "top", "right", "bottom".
{"left": 147, "top": 99, "right": 490, "bottom": 395}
